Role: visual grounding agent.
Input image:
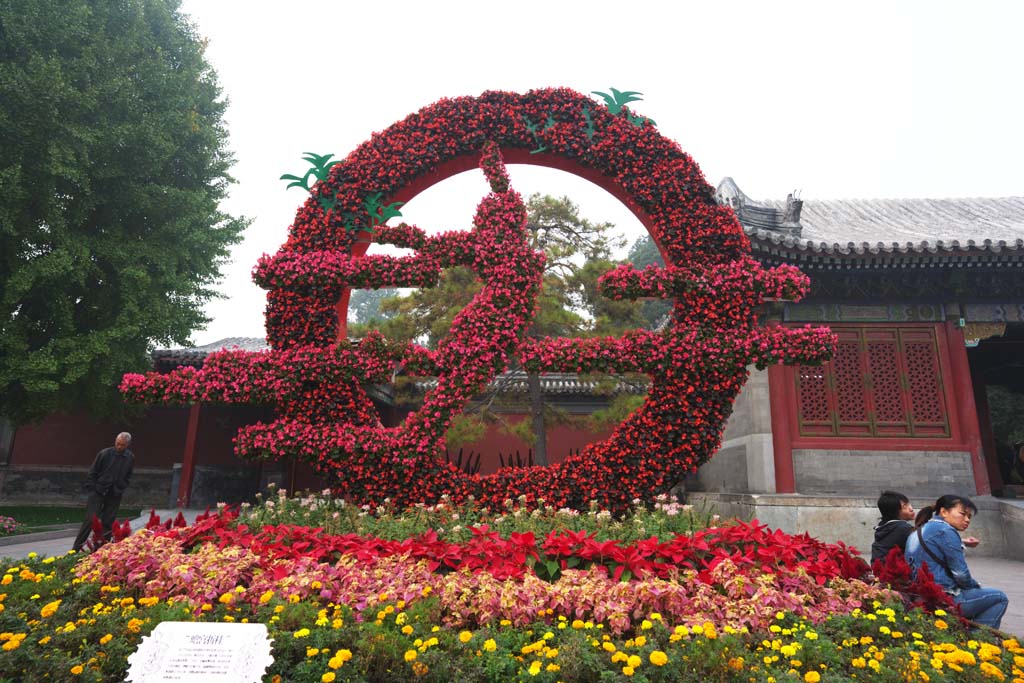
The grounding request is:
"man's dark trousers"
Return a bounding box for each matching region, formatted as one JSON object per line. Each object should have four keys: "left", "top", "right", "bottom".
{"left": 72, "top": 490, "right": 121, "bottom": 551}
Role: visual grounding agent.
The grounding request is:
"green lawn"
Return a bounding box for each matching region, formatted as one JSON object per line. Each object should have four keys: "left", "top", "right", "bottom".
{"left": 0, "top": 506, "right": 143, "bottom": 534}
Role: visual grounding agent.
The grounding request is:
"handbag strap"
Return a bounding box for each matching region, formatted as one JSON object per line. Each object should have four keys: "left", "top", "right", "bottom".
{"left": 915, "top": 526, "right": 955, "bottom": 582}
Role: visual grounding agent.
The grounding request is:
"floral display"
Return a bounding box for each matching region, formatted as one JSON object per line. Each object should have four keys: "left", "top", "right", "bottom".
{"left": 0, "top": 492, "right": 1020, "bottom": 682}
{"left": 119, "top": 88, "right": 835, "bottom": 511}
{"left": 0, "top": 516, "right": 21, "bottom": 537}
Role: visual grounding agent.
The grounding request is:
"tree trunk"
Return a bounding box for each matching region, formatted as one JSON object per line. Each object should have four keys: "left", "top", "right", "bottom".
{"left": 526, "top": 372, "right": 549, "bottom": 466}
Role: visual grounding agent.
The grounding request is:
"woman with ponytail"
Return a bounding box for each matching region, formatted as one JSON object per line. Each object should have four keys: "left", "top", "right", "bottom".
{"left": 905, "top": 494, "right": 1008, "bottom": 629}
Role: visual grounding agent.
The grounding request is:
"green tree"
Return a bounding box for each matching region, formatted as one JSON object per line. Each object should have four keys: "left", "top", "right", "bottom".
{"left": 0, "top": 0, "right": 247, "bottom": 424}
{"left": 359, "top": 194, "right": 648, "bottom": 464}
{"left": 348, "top": 287, "right": 400, "bottom": 325}
{"left": 626, "top": 233, "right": 672, "bottom": 329}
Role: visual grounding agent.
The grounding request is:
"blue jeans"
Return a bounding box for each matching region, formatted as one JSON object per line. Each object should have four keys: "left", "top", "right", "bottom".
{"left": 954, "top": 587, "right": 1009, "bottom": 629}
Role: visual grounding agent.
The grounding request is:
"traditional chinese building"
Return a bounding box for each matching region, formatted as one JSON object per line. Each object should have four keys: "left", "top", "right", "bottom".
{"left": 687, "top": 180, "right": 1024, "bottom": 557}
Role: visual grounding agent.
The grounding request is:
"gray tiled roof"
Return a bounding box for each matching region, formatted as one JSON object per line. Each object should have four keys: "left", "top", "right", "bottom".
{"left": 415, "top": 370, "right": 647, "bottom": 395}
{"left": 153, "top": 341, "right": 647, "bottom": 394}
{"left": 155, "top": 337, "right": 270, "bottom": 360}
{"left": 718, "top": 178, "right": 1024, "bottom": 257}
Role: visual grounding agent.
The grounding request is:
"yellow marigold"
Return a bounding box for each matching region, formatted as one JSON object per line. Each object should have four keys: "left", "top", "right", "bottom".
{"left": 138, "top": 597, "right": 160, "bottom": 607}
{"left": 402, "top": 625, "right": 414, "bottom": 635}
{"left": 979, "top": 662, "right": 1005, "bottom": 680}
{"left": 805, "top": 672, "right": 821, "bottom": 683}
{"left": 321, "top": 673, "right": 336, "bottom": 683}
{"left": 649, "top": 650, "right": 668, "bottom": 666}
{"left": 259, "top": 590, "right": 274, "bottom": 604}
{"left": 627, "top": 654, "right": 641, "bottom": 668}
{"left": 727, "top": 656, "right": 744, "bottom": 671}
{"left": 306, "top": 647, "right": 320, "bottom": 657}
{"left": 70, "top": 664, "right": 84, "bottom": 675}
{"left": 218, "top": 593, "right": 234, "bottom": 605}
{"left": 99, "top": 634, "right": 113, "bottom": 645}
{"left": 483, "top": 639, "right": 497, "bottom": 652}
{"left": 934, "top": 620, "right": 948, "bottom": 630}
{"left": 126, "top": 618, "right": 144, "bottom": 633}
{"left": 851, "top": 657, "right": 866, "bottom": 668}
{"left": 979, "top": 643, "right": 1002, "bottom": 662}
{"left": 404, "top": 649, "right": 417, "bottom": 662}
{"left": 634, "top": 635, "right": 647, "bottom": 647}
{"left": 293, "top": 628, "right": 310, "bottom": 639}
{"left": 622, "top": 665, "right": 635, "bottom": 676}
{"left": 1, "top": 576, "right": 11, "bottom": 586}
{"left": 40, "top": 599, "right": 60, "bottom": 618}
{"left": 38, "top": 636, "right": 50, "bottom": 645}
{"left": 335, "top": 649, "right": 352, "bottom": 663}
{"left": 702, "top": 622, "right": 717, "bottom": 639}
{"left": 528, "top": 661, "right": 542, "bottom": 676}
{"left": 602, "top": 642, "right": 617, "bottom": 653}
{"left": 459, "top": 631, "right": 473, "bottom": 643}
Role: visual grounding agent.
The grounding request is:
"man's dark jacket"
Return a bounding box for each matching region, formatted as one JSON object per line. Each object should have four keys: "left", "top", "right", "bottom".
{"left": 86, "top": 447, "right": 134, "bottom": 497}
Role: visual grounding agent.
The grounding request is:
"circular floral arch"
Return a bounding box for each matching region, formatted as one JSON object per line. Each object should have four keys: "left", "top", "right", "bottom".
{"left": 122, "top": 88, "right": 833, "bottom": 512}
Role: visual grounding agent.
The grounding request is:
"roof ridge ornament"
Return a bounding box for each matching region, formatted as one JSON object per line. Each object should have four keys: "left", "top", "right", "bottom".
{"left": 716, "top": 178, "right": 802, "bottom": 237}
{"left": 781, "top": 190, "right": 803, "bottom": 232}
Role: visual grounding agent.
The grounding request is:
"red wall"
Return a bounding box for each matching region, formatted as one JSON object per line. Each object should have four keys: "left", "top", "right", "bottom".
{"left": 445, "top": 416, "right": 614, "bottom": 475}
{"left": 9, "top": 405, "right": 274, "bottom": 470}
{"left": 8, "top": 407, "right": 614, "bottom": 494}
{"left": 11, "top": 408, "right": 190, "bottom": 469}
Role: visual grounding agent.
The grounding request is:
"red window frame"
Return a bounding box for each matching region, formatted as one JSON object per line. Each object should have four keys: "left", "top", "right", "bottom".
{"left": 791, "top": 324, "right": 954, "bottom": 440}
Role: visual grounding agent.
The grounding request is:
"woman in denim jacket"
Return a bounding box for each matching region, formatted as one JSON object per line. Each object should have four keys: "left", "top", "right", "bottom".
{"left": 905, "top": 494, "right": 1009, "bottom": 629}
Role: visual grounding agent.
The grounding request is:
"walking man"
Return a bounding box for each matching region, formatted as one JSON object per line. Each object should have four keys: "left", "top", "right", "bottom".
{"left": 72, "top": 432, "right": 134, "bottom": 552}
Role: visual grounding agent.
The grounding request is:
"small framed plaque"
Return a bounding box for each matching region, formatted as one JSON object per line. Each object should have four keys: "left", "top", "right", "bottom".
{"left": 126, "top": 621, "right": 273, "bottom": 682}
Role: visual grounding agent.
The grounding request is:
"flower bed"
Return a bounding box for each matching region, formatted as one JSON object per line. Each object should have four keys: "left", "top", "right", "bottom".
{"left": 0, "top": 494, "right": 1020, "bottom": 682}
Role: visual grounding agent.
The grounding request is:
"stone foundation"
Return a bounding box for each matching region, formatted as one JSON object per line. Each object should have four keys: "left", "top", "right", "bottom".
{"left": 686, "top": 492, "right": 1024, "bottom": 561}
{"left": 0, "top": 466, "right": 171, "bottom": 508}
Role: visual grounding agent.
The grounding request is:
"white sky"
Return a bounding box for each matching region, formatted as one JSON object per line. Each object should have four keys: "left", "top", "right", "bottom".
{"left": 180, "top": 0, "right": 1024, "bottom": 345}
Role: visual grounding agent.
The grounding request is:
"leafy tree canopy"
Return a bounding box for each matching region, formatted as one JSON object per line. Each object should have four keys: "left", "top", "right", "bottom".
{"left": 0, "top": 0, "right": 246, "bottom": 424}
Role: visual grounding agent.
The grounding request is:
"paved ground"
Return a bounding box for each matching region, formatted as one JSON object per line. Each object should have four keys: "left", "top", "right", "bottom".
{"left": 1, "top": 513, "right": 1020, "bottom": 638}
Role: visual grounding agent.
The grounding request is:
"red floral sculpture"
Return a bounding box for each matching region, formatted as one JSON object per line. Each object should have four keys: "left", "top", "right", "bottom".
{"left": 121, "top": 87, "right": 834, "bottom": 512}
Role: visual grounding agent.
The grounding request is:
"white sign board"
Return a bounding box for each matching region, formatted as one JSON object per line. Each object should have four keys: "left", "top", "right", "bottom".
{"left": 126, "top": 621, "right": 274, "bottom": 682}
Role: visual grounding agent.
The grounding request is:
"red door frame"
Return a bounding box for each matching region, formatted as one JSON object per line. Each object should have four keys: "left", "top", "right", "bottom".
{"left": 767, "top": 321, "right": 989, "bottom": 495}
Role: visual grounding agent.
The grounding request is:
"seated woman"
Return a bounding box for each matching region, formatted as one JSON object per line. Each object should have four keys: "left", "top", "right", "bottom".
{"left": 905, "top": 494, "right": 1008, "bottom": 629}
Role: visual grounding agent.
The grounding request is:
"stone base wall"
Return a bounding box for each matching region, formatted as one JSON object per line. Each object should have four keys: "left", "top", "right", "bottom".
{"left": 168, "top": 463, "right": 264, "bottom": 509}
{"left": 0, "top": 466, "right": 172, "bottom": 508}
{"left": 792, "top": 450, "right": 976, "bottom": 498}
{"left": 696, "top": 367, "right": 777, "bottom": 493}
{"left": 686, "top": 492, "right": 1023, "bottom": 560}
{"left": 0, "top": 463, "right": 267, "bottom": 510}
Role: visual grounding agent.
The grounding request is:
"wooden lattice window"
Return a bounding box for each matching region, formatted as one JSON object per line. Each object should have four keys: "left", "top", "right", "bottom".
{"left": 795, "top": 327, "right": 950, "bottom": 438}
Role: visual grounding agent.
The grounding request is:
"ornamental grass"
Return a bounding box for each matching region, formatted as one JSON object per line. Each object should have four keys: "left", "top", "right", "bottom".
{"left": 0, "top": 493, "right": 1020, "bottom": 682}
